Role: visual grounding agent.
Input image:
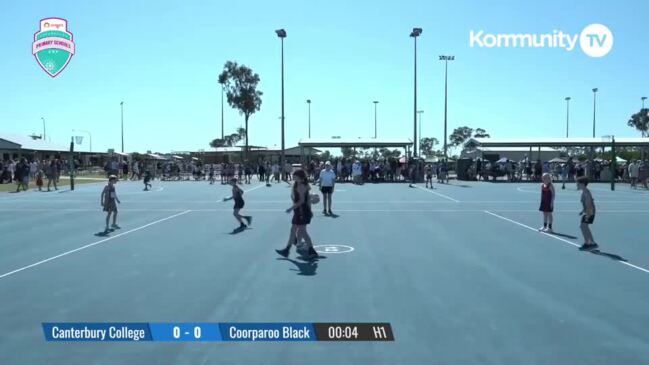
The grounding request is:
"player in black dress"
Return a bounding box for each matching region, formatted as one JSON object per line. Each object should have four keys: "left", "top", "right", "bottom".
{"left": 223, "top": 178, "right": 252, "bottom": 231}
{"left": 276, "top": 169, "right": 318, "bottom": 259}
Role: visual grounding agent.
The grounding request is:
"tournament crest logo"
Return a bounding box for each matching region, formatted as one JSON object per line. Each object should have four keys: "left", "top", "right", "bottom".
{"left": 32, "top": 18, "right": 75, "bottom": 77}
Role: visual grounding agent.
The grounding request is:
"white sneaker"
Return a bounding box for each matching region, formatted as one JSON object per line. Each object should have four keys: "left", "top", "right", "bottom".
{"left": 546, "top": 228, "right": 554, "bottom": 233}
{"left": 538, "top": 227, "right": 547, "bottom": 232}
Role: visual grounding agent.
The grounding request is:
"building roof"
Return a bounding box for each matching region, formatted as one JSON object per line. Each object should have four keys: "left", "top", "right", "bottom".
{"left": 211, "top": 146, "right": 268, "bottom": 153}
{"left": 466, "top": 137, "right": 649, "bottom": 148}
{"left": 0, "top": 133, "right": 69, "bottom": 152}
{"left": 299, "top": 137, "right": 413, "bottom": 148}
{"left": 474, "top": 146, "right": 559, "bottom": 152}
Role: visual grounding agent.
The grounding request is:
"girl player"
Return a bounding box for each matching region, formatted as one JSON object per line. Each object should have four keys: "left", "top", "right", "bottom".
{"left": 223, "top": 178, "right": 252, "bottom": 231}
{"left": 101, "top": 175, "right": 121, "bottom": 234}
{"left": 425, "top": 164, "right": 433, "bottom": 189}
{"left": 577, "top": 177, "right": 598, "bottom": 251}
{"left": 538, "top": 173, "right": 555, "bottom": 233}
{"left": 276, "top": 169, "right": 318, "bottom": 259}
{"left": 208, "top": 165, "right": 215, "bottom": 185}
{"left": 143, "top": 170, "right": 152, "bottom": 191}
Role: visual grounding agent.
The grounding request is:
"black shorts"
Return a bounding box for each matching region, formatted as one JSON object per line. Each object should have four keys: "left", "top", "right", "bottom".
{"left": 320, "top": 186, "right": 333, "bottom": 194}
{"left": 234, "top": 199, "right": 244, "bottom": 210}
{"left": 581, "top": 215, "right": 595, "bottom": 224}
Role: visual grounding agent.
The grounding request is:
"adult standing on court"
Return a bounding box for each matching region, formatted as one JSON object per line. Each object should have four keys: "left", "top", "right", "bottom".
{"left": 8, "top": 159, "right": 15, "bottom": 182}
{"left": 628, "top": 160, "right": 638, "bottom": 188}
{"left": 318, "top": 161, "right": 336, "bottom": 216}
{"left": 639, "top": 160, "right": 648, "bottom": 189}
{"left": 30, "top": 160, "right": 38, "bottom": 180}
{"left": 276, "top": 169, "right": 318, "bottom": 259}
{"left": 352, "top": 160, "right": 362, "bottom": 185}
{"left": 15, "top": 158, "right": 30, "bottom": 192}
{"left": 46, "top": 159, "right": 58, "bottom": 191}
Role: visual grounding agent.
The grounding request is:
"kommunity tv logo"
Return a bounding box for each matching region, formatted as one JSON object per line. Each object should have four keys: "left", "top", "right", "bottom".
{"left": 469, "top": 24, "right": 613, "bottom": 58}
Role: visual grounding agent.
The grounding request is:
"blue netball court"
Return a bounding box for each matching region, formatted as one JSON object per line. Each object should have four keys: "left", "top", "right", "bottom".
{"left": 1, "top": 179, "right": 648, "bottom": 364}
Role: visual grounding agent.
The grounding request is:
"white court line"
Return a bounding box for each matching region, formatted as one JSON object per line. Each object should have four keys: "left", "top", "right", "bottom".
{"left": 413, "top": 185, "right": 460, "bottom": 202}
{"left": 483, "top": 210, "right": 649, "bottom": 275}
{"left": 517, "top": 186, "right": 649, "bottom": 196}
{"left": 3, "top": 208, "right": 649, "bottom": 213}
{"left": 0, "top": 210, "right": 192, "bottom": 280}
{"left": 4, "top": 199, "right": 647, "bottom": 205}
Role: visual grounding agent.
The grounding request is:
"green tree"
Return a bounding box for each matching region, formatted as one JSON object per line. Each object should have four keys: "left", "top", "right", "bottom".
{"left": 628, "top": 108, "right": 649, "bottom": 137}
{"left": 420, "top": 137, "right": 439, "bottom": 157}
{"left": 218, "top": 61, "right": 263, "bottom": 159}
{"left": 236, "top": 127, "right": 247, "bottom": 141}
{"left": 320, "top": 150, "right": 332, "bottom": 162}
{"left": 379, "top": 148, "right": 401, "bottom": 159}
{"left": 449, "top": 127, "right": 474, "bottom": 148}
{"left": 341, "top": 147, "right": 356, "bottom": 159}
{"left": 209, "top": 138, "right": 226, "bottom": 148}
{"left": 473, "top": 128, "right": 491, "bottom": 138}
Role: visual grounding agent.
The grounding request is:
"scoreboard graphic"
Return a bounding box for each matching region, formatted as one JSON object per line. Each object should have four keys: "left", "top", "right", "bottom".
{"left": 42, "top": 323, "right": 395, "bottom": 342}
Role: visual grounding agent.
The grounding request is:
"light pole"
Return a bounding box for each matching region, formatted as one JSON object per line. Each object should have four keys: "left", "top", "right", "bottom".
{"left": 439, "top": 55, "right": 454, "bottom": 158}
{"left": 642, "top": 96, "right": 647, "bottom": 110}
{"left": 592, "top": 88, "right": 598, "bottom": 138}
{"left": 410, "top": 27, "right": 422, "bottom": 157}
{"left": 120, "top": 101, "right": 124, "bottom": 153}
{"left": 565, "top": 97, "right": 571, "bottom": 138}
{"left": 276, "top": 29, "right": 287, "bottom": 170}
{"left": 220, "top": 79, "right": 225, "bottom": 139}
{"left": 307, "top": 99, "right": 311, "bottom": 138}
{"left": 73, "top": 129, "right": 92, "bottom": 153}
{"left": 417, "top": 110, "right": 424, "bottom": 146}
{"left": 373, "top": 101, "right": 379, "bottom": 138}
{"left": 41, "top": 117, "right": 46, "bottom": 140}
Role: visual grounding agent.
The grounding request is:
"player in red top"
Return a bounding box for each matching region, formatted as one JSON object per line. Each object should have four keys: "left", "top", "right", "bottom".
{"left": 538, "top": 173, "right": 555, "bottom": 233}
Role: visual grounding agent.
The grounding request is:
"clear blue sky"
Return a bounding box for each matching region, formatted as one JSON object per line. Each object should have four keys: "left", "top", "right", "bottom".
{"left": 1, "top": 0, "right": 647, "bottom": 154}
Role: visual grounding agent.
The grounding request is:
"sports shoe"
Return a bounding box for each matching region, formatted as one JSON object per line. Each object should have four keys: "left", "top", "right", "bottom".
{"left": 111, "top": 224, "right": 121, "bottom": 229}
{"left": 307, "top": 248, "right": 319, "bottom": 259}
{"left": 275, "top": 248, "right": 289, "bottom": 258}
{"left": 245, "top": 216, "right": 252, "bottom": 226}
{"left": 538, "top": 227, "right": 547, "bottom": 232}
{"left": 579, "top": 243, "right": 599, "bottom": 251}
{"left": 546, "top": 228, "right": 554, "bottom": 234}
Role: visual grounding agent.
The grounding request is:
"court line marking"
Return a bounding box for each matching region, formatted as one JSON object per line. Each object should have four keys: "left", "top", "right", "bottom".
{"left": 483, "top": 210, "right": 649, "bottom": 275}
{"left": 2, "top": 209, "right": 649, "bottom": 213}
{"left": 0, "top": 210, "right": 192, "bottom": 280}
{"left": 517, "top": 186, "right": 649, "bottom": 196}
{"left": 413, "top": 185, "right": 460, "bottom": 202}
{"left": 313, "top": 245, "right": 355, "bottom": 254}
{"left": 3, "top": 199, "right": 645, "bottom": 205}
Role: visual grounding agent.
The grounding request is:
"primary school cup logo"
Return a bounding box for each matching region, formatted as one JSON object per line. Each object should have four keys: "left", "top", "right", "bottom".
{"left": 32, "top": 18, "right": 75, "bottom": 77}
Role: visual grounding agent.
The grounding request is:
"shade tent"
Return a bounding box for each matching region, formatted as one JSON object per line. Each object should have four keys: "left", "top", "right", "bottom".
{"left": 146, "top": 154, "right": 167, "bottom": 160}
{"left": 466, "top": 137, "right": 649, "bottom": 148}
{"left": 299, "top": 137, "right": 413, "bottom": 148}
{"left": 548, "top": 157, "right": 567, "bottom": 163}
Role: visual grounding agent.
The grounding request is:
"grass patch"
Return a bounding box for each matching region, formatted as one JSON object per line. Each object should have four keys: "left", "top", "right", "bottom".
{"left": 0, "top": 177, "right": 102, "bottom": 193}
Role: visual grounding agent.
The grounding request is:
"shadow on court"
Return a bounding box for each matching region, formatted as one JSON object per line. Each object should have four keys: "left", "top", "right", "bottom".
{"left": 276, "top": 257, "right": 318, "bottom": 276}
{"left": 228, "top": 227, "right": 251, "bottom": 235}
{"left": 547, "top": 232, "right": 579, "bottom": 240}
{"left": 94, "top": 229, "right": 115, "bottom": 237}
{"left": 590, "top": 250, "right": 628, "bottom": 262}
